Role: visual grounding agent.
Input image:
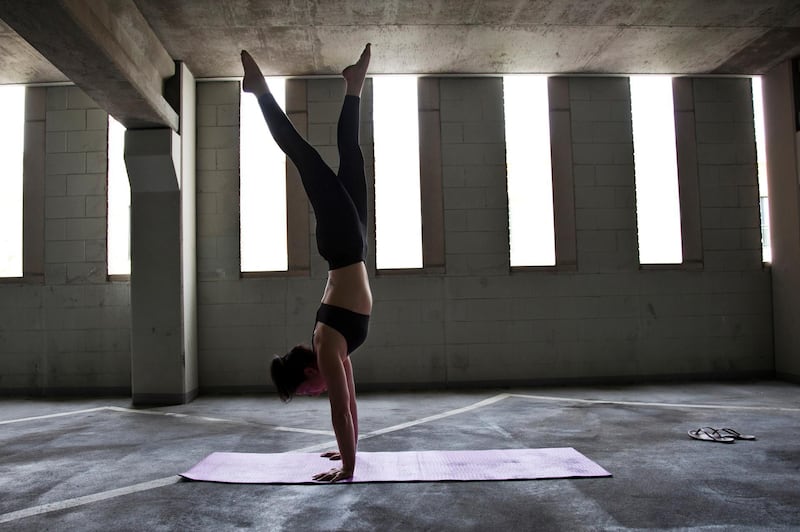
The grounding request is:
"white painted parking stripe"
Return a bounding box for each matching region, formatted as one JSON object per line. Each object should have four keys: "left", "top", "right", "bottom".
{"left": 0, "top": 476, "right": 181, "bottom": 524}
{"left": 106, "top": 406, "right": 336, "bottom": 435}
{"left": 1, "top": 404, "right": 336, "bottom": 436}
{"left": 274, "top": 426, "right": 336, "bottom": 436}
{"left": 361, "top": 393, "right": 510, "bottom": 438}
{"left": 291, "top": 393, "right": 510, "bottom": 453}
{"left": 106, "top": 406, "right": 233, "bottom": 422}
{"left": 508, "top": 393, "right": 800, "bottom": 412}
{"left": 0, "top": 407, "right": 108, "bottom": 425}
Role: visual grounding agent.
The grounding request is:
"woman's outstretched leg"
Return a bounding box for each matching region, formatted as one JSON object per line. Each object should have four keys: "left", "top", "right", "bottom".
{"left": 241, "top": 49, "right": 337, "bottom": 213}
{"left": 337, "top": 44, "right": 371, "bottom": 224}
{"left": 241, "top": 50, "right": 329, "bottom": 178}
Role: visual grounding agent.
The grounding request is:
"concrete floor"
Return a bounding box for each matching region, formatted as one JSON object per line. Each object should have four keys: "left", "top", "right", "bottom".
{"left": 1, "top": 381, "right": 799, "bottom": 531}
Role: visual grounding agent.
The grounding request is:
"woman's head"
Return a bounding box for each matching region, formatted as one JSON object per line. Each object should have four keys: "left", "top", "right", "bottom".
{"left": 270, "top": 344, "right": 320, "bottom": 401}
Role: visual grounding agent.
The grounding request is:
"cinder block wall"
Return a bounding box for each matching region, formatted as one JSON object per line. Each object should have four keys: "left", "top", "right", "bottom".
{"left": 0, "top": 76, "right": 773, "bottom": 395}
{"left": 195, "top": 75, "right": 772, "bottom": 392}
{"left": 0, "top": 86, "right": 130, "bottom": 394}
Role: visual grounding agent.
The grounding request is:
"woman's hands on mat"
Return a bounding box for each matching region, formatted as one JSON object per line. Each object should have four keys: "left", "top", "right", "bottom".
{"left": 316, "top": 451, "right": 351, "bottom": 482}
{"left": 313, "top": 466, "right": 353, "bottom": 482}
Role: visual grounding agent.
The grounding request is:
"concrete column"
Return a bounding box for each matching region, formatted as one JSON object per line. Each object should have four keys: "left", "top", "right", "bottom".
{"left": 285, "top": 79, "right": 311, "bottom": 274}
{"left": 418, "top": 77, "right": 446, "bottom": 270}
{"left": 548, "top": 76, "right": 577, "bottom": 270}
{"left": 23, "top": 87, "right": 46, "bottom": 278}
{"left": 125, "top": 63, "right": 197, "bottom": 405}
{"left": 178, "top": 63, "right": 198, "bottom": 402}
{"left": 672, "top": 77, "right": 703, "bottom": 267}
{"left": 763, "top": 60, "right": 800, "bottom": 381}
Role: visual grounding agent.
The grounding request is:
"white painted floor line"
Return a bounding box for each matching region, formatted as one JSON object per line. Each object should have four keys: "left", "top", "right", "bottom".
{"left": 106, "top": 406, "right": 240, "bottom": 424}
{"left": 0, "top": 407, "right": 109, "bottom": 425}
{"left": 106, "top": 406, "right": 336, "bottom": 435}
{"left": 1, "top": 404, "right": 336, "bottom": 437}
{"left": 508, "top": 393, "right": 800, "bottom": 412}
{"left": 275, "top": 426, "right": 336, "bottom": 436}
{"left": 290, "top": 439, "right": 341, "bottom": 453}
{"left": 288, "top": 393, "right": 511, "bottom": 453}
{"left": 0, "top": 476, "right": 181, "bottom": 525}
{"left": 361, "top": 393, "right": 510, "bottom": 439}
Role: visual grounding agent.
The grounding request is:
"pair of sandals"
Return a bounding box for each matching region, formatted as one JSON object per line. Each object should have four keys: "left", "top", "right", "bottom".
{"left": 688, "top": 427, "right": 757, "bottom": 443}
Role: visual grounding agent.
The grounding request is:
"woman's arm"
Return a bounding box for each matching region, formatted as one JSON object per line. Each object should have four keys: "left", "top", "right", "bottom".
{"left": 343, "top": 356, "right": 358, "bottom": 444}
{"left": 315, "top": 341, "right": 356, "bottom": 481}
{"left": 321, "top": 357, "right": 358, "bottom": 463}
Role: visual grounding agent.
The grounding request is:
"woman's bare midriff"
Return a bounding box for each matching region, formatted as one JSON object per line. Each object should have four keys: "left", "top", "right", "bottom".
{"left": 321, "top": 261, "right": 372, "bottom": 315}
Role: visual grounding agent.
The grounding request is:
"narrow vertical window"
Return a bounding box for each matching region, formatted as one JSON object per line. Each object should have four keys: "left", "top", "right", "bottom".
{"left": 240, "top": 78, "right": 287, "bottom": 272}
{"left": 373, "top": 75, "right": 423, "bottom": 270}
{"left": 502, "top": 75, "right": 555, "bottom": 267}
{"left": 751, "top": 77, "right": 771, "bottom": 263}
{"left": 630, "top": 76, "right": 682, "bottom": 264}
{"left": 107, "top": 116, "right": 131, "bottom": 276}
{"left": 0, "top": 86, "right": 25, "bottom": 278}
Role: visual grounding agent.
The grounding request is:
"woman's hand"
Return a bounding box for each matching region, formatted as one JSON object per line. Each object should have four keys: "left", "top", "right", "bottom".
{"left": 320, "top": 450, "right": 342, "bottom": 461}
{"left": 313, "top": 467, "right": 353, "bottom": 483}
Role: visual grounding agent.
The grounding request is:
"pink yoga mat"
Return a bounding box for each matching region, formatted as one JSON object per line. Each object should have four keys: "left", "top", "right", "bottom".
{"left": 180, "top": 448, "right": 611, "bottom": 484}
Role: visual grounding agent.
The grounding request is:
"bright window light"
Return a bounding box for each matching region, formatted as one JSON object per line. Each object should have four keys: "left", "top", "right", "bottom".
{"left": 630, "top": 76, "right": 682, "bottom": 265}
{"left": 240, "top": 78, "right": 287, "bottom": 272}
{"left": 502, "top": 75, "right": 555, "bottom": 267}
{"left": 751, "top": 76, "right": 771, "bottom": 263}
{"left": 108, "top": 116, "right": 131, "bottom": 275}
{"left": 0, "top": 85, "right": 25, "bottom": 278}
{"left": 373, "top": 75, "right": 423, "bottom": 270}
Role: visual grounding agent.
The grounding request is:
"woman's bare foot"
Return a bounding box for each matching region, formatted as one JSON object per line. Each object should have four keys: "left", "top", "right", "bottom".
{"left": 343, "top": 43, "right": 371, "bottom": 97}
{"left": 241, "top": 50, "right": 269, "bottom": 97}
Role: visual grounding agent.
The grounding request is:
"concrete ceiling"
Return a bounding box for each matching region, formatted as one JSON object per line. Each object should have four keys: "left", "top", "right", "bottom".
{"left": 1, "top": 0, "right": 800, "bottom": 87}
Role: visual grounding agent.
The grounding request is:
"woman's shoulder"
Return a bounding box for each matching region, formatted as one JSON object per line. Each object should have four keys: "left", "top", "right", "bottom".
{"left": 313, "top": 322, "right": 349, "bottom": 360}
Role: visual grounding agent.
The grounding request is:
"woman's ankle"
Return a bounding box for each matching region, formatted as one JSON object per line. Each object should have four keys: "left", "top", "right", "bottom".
{"left": 241, "top": 50, "right": 270, "bottom": 96}
{"left": 342, "top": 44, "right": 370, "bottom": 97}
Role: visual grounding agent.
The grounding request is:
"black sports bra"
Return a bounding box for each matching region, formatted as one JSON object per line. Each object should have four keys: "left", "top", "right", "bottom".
{"left": 314, "top": 303, "right": 370, "bottom": 354}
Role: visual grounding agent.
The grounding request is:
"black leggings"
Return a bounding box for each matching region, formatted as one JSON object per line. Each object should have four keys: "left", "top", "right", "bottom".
{"left": 257, "top": 93, "right": 368, "bottom": 270}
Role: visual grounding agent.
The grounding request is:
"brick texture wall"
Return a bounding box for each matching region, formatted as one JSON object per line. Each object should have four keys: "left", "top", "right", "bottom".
{"left": 0, "top": 75, "right": 773, "bottom": 394}
{"left": 0, "top": 86, "right": 130, "bottom": 393}
{"left": 194, "top": 75, "right": 771, "bottom": 391}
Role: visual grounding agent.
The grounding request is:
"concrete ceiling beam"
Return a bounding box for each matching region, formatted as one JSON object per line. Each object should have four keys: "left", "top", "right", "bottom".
{"left": 0, "top": 0, "right": 178, "bottom": 130}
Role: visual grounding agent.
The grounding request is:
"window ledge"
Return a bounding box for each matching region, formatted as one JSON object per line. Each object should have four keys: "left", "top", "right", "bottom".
{"left": 376, "top": 266, "right": 444, "bottom": 276}
{"left": 241, "top": 269, "right": 310, "bottom": 279}
{"left": 511, "top": 263, "right": 577, "bottom": 274}
{"left": 639, "top": 261, "right": 703, "bottom": 271}
{"left": 0, "top": 274, "right": 44, "bottom": 285}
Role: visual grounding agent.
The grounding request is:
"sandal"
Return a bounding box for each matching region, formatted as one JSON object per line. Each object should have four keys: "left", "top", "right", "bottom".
{"left": 717, "top": 428, "right": 757, "bottom": 441}
{"left": 688, "top": 427, "right": 735, "bottom": 443}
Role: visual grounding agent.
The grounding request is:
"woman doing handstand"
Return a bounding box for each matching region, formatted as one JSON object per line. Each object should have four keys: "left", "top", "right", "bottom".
{"left": 240, "top": 44, "right": 372, "bottom": 483}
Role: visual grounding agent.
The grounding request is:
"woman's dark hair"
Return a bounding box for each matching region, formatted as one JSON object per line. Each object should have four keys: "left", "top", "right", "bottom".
{"left": 270, "top": 344, "right": 315, "bottom": 402}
